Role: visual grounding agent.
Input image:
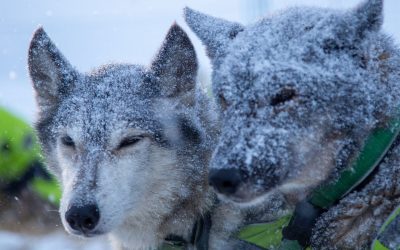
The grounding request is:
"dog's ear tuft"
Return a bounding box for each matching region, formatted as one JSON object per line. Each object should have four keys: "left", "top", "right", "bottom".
{"left": 150, "top": 23, "right": 198, "bottom": 98}
{"left": 351, "top": 0, "right": 383, "bottom": 34}
{"left": 28, "top": 27, "right": 77, "bottom": 113}
{"left": 184, "top": 7, "right": 244, "bottom": 62}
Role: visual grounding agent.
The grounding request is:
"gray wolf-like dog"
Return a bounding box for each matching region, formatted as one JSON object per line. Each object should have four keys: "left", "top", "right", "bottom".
{"left": 28, "top": 24, "right": 221, "bottom": 249}
{"left": 185, "top": 0, "right": 400, "bottom": 248}
{"left": 28, "top": 24, "right": 277, "bottom": 250}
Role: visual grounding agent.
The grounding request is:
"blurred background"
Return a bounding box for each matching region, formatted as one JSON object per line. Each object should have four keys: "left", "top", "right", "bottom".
{"left": 0, "top": 0, "right": 399, "bottom": 249}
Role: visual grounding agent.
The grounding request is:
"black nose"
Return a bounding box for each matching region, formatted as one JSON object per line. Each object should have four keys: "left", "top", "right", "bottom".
{"left": 65, "top": 204, "right": 100, "bottom": 233}
{"left": 209, "top": 168, "right": 242, "bottom": 195}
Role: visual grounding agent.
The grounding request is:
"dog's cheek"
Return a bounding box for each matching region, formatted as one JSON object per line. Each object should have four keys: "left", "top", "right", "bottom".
{"left": 44, "top": 149, "right": 63, "bottom": 180}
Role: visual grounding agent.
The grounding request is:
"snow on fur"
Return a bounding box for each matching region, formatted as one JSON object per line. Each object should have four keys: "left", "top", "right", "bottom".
{"left": 186, "top": 0, "right": 400, "bottom": 248}
{"left": 28, "top": 22, "right": 271, "bottom": 250}
{"left": 29, "top": 24, "right": 218, "bottom": 249}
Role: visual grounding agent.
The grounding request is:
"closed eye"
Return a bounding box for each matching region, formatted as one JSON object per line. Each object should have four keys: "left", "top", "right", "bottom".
{"left": 61, "top": 135, "right": 75, "bottom": 148}
{"left": 118, "top": 136, "right": 144, "bottom": 150}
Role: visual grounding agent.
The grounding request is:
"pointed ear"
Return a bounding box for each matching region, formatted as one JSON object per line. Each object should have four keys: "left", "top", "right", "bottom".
{"left": 184, "top": 7, "right": 244, "bottom": 61}
{"left": 150, "top": 23, "right": 198, "bottom": 98}
{"left": 28, "top": 28, "right": 77, "bottom": 113}
{"left": 351, "top": 0, "right": 383, "bottom": 34}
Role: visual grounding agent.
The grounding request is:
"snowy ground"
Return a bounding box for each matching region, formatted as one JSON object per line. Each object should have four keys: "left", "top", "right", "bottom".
{"left": 0, "top": 230, "right": 111, "bottom": 250}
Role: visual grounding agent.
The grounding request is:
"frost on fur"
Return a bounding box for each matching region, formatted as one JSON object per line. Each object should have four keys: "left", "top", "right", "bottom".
{"left": 184, "top": 7, "right": 244, "bottom": 60}
{"left": 186, "top": 0, "right": 397, "bottom": 200}
{"left": 28, "top": 24, "right": 219, "bottom": 249}
{"left": 151, "top": 23, "right": 198, "bottom": 98}
{"left": 28, "top": 28, "right": 78, "bottom": 114}
{"left": 186, "top": 0, "right": 400, "bottom": 248}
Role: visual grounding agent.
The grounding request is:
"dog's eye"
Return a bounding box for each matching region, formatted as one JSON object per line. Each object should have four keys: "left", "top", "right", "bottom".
{"left": 270, "top": 87, "right": 297, "bottom": 106}
{"left": 61, "top": 135, "right": 75, "bottom": 148}
{"left": 118, "top": 136, "right": 143, "bottom": 150}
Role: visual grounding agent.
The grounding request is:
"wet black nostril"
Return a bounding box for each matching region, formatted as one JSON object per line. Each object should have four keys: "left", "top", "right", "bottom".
{"left": 222, "top": 180, "right": 233, "bottom": 188}
{"left": 83, "top": 216, "right": 96, "bottom": 230}
{"left": 65, "top": 204, "right": 100, "bottom": 233}
{"left": 209, "top": 168, "right": 242, "bottom": 195}
{"left": 66, "top": 216, "right": 78, "bottom": 230}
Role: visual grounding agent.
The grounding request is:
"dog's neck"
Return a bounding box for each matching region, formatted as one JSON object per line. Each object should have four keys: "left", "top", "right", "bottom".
{"left": 159, "top": 187, "right": 214, "bottom": 241}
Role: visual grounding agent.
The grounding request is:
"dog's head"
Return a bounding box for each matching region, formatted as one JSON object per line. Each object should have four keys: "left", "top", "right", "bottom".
{"left": 29, "top": 24, "right": 205, "bottom": 238}
{"left": 185, "top": 0, "right": 400, "bottom": 204}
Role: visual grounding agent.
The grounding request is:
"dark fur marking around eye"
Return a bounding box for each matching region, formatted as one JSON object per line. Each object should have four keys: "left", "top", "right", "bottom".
{"left": 61, "top": 135, "right": 75, "bottom": 148}
{"left": 270, "top": 87, "right": 297, "bottom": 106}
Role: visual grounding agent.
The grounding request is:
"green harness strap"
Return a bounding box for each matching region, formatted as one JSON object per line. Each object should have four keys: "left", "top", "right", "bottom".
{"left": 238, "top": 117, "right": 400, "bottom": 249}
{"left": 371, "top": 205, "right": 400, "bottom": 250}
{"left": 310, "top": 118, "right": 400, "bottom": 209}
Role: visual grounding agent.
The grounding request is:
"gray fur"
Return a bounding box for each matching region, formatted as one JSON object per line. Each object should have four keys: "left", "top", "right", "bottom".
{"left": 311, "top": 138, "right": 400, "bottom": 249}
{"left": 184, "top": 9, "right": 244, "bottom": 61}
{"left": 28, "top": 24, "right": 267, "bottom": 250}
{"left": 30, "top": 25, "right": 212, "bottom": 249}
{"left": 185, "top": 0, "right": 400, "bottom": 248}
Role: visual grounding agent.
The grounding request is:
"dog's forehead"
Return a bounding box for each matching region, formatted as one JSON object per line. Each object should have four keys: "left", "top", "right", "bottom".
{"left": 242, "top": 7, "right": 340, "bottom": 52}
{"left": 86, "top": 64, "right": 151, "bottom": 96}
{"left": 212, "top": 5, "right": 400, "bottom": 141}
{"left": 215, "top": 7, "right": 357, "bottom": 103}
{"left": 57, "top": 65, "right": 161, "bottom": 137}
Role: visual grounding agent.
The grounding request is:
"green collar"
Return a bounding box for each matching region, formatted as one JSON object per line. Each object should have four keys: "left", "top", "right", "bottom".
{"left": 310, "top": 118, "right": 400, "bottom": 209}
{"left": 239, "top": 118, "right": 400, "bottom": 249}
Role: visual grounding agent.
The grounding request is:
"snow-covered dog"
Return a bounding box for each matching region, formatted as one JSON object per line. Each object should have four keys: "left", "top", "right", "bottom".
{"left": 28, "top": 23, "right": 273, "bottom": 250}
{"left": 28, "top": 24, "right": 222, "bottom": 250}
{"left": 185, "top": 0, "right": 400, "bottom": 248}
